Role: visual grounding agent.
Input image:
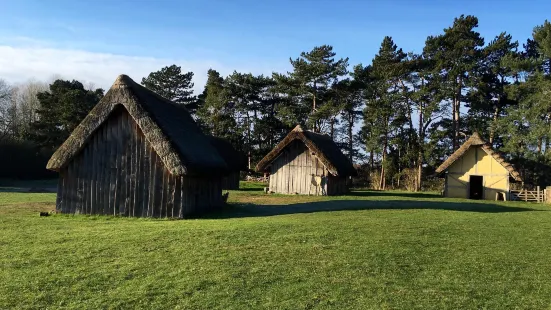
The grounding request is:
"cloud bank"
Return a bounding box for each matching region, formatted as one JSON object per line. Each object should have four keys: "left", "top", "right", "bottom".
{"left": 0, "top": 44, "right": 286, "bottom": 93}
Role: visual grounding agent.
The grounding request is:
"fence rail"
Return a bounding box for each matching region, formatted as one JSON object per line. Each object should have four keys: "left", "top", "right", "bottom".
{"left": 510, "top": 187, "right": 544, "bottom": 202}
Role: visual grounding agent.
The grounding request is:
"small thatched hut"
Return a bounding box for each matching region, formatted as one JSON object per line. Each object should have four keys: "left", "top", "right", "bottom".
{"left": 435, "top": 132, "right": 522, "bottom": 200}
{"left": 47, "top": 74, "right": 229, "bottom": 218}
{"left": 256, "top": 125, "right": 357, "bottom": 195}
{"left": 207, "top": 136, "right": 247, "bottom": 190}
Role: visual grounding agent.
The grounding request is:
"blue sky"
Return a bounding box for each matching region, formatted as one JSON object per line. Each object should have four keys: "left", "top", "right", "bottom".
{"left": 0, "top": 0, "right": 549, "bottom": 91}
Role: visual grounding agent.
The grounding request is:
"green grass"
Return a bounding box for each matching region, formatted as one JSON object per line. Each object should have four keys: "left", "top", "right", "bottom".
{"left": 1, "top": 182, "right": 551, "bottom": 309}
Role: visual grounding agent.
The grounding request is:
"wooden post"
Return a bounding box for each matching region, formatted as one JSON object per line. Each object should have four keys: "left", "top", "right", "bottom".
{"left": 537, "top": 186, "right": 541, "bottom": 203}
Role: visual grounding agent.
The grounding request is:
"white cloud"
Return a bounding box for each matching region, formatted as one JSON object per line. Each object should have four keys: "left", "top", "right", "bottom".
{"left": 0, "top": 44, "right": 287, "bottom": 94}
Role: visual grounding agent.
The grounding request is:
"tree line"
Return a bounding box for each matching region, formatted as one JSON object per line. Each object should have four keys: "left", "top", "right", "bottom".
{"left": 1, "top": 15, "right": 550, "bottom": 189}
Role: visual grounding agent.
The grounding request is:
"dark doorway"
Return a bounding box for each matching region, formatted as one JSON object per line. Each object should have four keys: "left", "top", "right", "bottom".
{"left": 469, "top": 175, "right": 483, "bottom": 199}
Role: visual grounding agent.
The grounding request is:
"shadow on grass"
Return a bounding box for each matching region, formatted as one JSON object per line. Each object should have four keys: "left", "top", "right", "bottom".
{"left": 234, "top": 188, "right": 265, "bottom": 192}
{"left": 350, "top": 190, "right": 440, "bottom": 199}
{"left": 199, "top": 199, "right": 539, "bottom": 219}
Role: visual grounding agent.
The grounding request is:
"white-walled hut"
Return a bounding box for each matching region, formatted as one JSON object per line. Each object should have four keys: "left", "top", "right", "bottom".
{"left": 256, "top": 125, "right": 357, "bottom": 195}
{"left": 46, "top": 74, "right": 229, "bottom": 218}
{"left": 435, "top": 132, "right": 522, "bottom": 200}
{"left": 207, "top": 136, "right": 247, "bottom": 190}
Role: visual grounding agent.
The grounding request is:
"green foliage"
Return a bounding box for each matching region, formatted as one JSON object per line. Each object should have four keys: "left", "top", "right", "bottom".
{"left": 274, "top": 45, "right": 349, "bottom": 133}
{"left": 0, "top": 140, "right": 56, "bottom": 180}
{"left": 26, "top": 80, "right": 103, "bottom": 150}
{"left": 141, "top": 65, "right": 196, "bottom": 111}
{"left": 196, "top": 69, "right": 239, "bottom": 146}
{"left": 533, "top": 20, "right": 551, "bottom": 59}
{"left": 424, "top": 15, "right": 485, "bottom": 150}
{"left": 2, "top": 189, "right": 551, "bottom": 309}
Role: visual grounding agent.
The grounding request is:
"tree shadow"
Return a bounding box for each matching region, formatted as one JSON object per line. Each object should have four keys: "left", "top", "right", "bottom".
{"left": 197, "top": 199, "right": 539, "bottom": 219}
{"left": 234, "top": 188, "right": 266, "bottom": 192}
{"left": 349, "top": 190, "right": 440, "bottom": 199}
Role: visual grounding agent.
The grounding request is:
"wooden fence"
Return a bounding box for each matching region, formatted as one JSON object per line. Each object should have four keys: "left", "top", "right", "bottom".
{"left": 510, "top": 186, "right": 545, "bottom": 202}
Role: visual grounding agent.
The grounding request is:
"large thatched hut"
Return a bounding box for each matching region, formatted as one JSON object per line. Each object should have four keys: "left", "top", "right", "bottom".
{"left": 46, "top": 74, "right": 229, "bottom": 218}
{"left": 435, "top": 132, "right": 522, "bottom": 200}
{"left": 207, "top": 136, "right": 247, "bottom": 190}
{"left": 256, "top": 125, "right": 357, "bottom": 195}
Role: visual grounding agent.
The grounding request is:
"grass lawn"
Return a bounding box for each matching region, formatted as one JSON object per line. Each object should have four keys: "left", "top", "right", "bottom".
{"left": 1, "top": 182, "right": 551, "bottom": 309}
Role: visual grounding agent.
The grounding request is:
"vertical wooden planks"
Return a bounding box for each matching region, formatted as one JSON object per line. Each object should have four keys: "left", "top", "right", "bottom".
{"left": 124, "top": 112, "right": 132, "bottom": 216}
{"left": 167, "top": 174, "right": 175, "bottom": 218}
{"left": 141, "top": 135, "right": 150, "bottom": 217}
{"left": 130, "top": 121, "right": 139, "bottom": 216}
{"left": 134, "top": 125, "right": 143, "bottom": 217}
{"left": 113, "top": 114, "right": 121, "bottom": 215}
{"left": 119, "top": 112, "right": 128, "bottom": 216}
{"left": 159, "top": 165, "right": 167, "bottom": 217}
{"left": 92, "top": 129, "right": 99, "bottom": 214}
{"left": 108, "top": 116, "right": 117, "bottom": 215}
{"left": 181, "top": 176, "right": 187, "bottom": 217}
{"left": 138, "top": 123, "right": 146, "bottom": 216}
{"left": 148, "top": 147, "right": 157, "bottom": 217}
{"left": 154, "top": 159, "right": 163, "bottom": 217}
{"left": 175, "top": 176, "right": 182, "bottom": 218}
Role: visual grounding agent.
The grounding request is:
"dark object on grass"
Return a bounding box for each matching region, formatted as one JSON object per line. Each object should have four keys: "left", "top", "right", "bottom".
{"left": 39, "top": 212, "right": 50, "bottom": 217}
{"left": 222, "top": 192, "right": 229, "bottom": 203}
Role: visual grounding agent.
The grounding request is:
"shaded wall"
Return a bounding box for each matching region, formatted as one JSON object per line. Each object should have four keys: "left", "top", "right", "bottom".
{"left": 57, "top": 107, "right": 222, "bottom": 218}
{"left": 268, "top": 140, "right": 348, "bottom": 196}
{"left": 445, "top": 146, "right": 510, "bottom": 200}
{"left": 221, "top": 172, "right": 240, "bottom": 190}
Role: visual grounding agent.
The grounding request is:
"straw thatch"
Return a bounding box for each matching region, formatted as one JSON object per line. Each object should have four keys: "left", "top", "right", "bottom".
{"left": 256, "top": 125, "right": 357, "bottom": 176}
{"left": 47, "top": 74, "right": 228, "bottom": 176}
{"left": 207, "top": 136, "right": 248, "bottom": 172}
{"left": 435, "top": 132, "right": 522, "bottom": 181}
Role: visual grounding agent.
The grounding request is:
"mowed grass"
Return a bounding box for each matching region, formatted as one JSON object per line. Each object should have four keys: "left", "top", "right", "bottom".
{"left": 1, "top": 182, "right": 551, "bottom": 309}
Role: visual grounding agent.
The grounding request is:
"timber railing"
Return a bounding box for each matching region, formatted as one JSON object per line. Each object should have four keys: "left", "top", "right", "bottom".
{"left": 510, "top": 186, "right": 544, "bottom": 202}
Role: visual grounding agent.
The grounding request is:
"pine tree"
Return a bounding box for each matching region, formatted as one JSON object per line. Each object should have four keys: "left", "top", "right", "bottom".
{"left": 424, "top": 15, "right": 485, "bottom": 151}
{"left": 141, "top": 65, "right": 196, "bottom": 112}
{"left": 274, "top": 45, "right": 348, "bottom": 132}
{"left": 466, "top": 32, "right": 519, "bottom": 144}
{"left": 196, "top": 69, "right": 238, "bottom": 145}
{"left": 26, "top": 80, "right": 104, "bottom": 149}
{"left": 364, "top": 36, "right": 408, "bottom": 190}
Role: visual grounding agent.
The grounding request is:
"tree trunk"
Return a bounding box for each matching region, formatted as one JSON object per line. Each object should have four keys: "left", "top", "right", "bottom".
{"left": 312, "top": 83, "right": 317, "bottom": 132}
{"left": 489, "top": 105, "right": 499, "bottom": 144}
{"left": 246, "top": 113, "right": 252, "bottom": 170}
{"left": 347, "top": 111, "right": 354, "bottom": 163}
{"left": 330, "top": 116, "right": 335, "bottom": 139}
{"left": 370, "top": 150, "right": 374, "bottom": 170}
{"left": 453, "top": 76, "right": 462, "bottom": 151}
{"left": 416, "top": 102, "right": 424, "bottom": 192}
{"left": 379, "top": 129, "right": 388, "bottom": 191}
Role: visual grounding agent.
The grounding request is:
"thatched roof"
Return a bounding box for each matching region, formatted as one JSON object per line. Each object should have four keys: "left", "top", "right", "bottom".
{"left": 207, "top": 136, "right": 248, "bottom": 172}
{"left": 435, "top": 132, "right": 522, "bottom": 181}
{"left": 256, "top": 125, "right": 357, "bottom": 177}
{"left": 47, "top": 74, "right": 228, "bottom": 176}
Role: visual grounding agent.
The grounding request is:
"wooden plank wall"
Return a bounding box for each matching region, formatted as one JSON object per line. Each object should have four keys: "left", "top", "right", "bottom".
{"left": 56, "top": 107, "right": 223, "bottom": 218}
{"left": 221, "top": 172, "right": 240, "bottom": 190}
{"left": 327, "top": 176, "right": 348, "bottom": 195}
{"left": 269, "top": 140, "right": 332, "bottom": 195}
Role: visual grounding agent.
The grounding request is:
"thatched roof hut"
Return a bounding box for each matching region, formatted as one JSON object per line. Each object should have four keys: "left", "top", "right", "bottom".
{"left": 436, "top": 132, "right": 522, "bottom": 200}
{"left": 256, "top": 125, "right": 356, "bottom": 195}
{"left": 48, "top": 74, "right": 228, "bottom": 217}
